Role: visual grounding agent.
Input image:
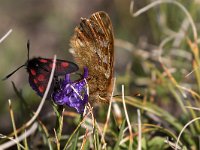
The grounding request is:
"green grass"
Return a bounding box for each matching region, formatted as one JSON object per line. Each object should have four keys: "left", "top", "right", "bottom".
{"left": 1, "top": 0, "right": 200, "bottom": 149}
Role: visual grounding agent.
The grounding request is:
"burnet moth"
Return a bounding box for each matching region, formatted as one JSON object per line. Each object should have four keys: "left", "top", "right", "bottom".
{"left": 3, "top": 41, "right": 79, "bottom": 98}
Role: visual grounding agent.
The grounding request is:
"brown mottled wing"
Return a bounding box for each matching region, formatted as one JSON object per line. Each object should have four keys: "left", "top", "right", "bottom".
{"left": 70, "top": 11, "right": 114, "bottom": 103}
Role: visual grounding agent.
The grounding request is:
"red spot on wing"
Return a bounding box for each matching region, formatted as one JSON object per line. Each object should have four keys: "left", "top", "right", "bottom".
{"left": 39, "top": 59, "right": 48, "bottom": 63}
{"left": 38, "top": 74, "right": 45, "bottom": 81}
{"left": 38, "top": 86, "right": 45, "bottom": 93}
{"left": 61, "top": 62, "right": 69, "bottom": 68}
{"left": 31, "top": 69, "right": 36, "bottom": 75}
{"left": 34, "top": 79, "right": 38, "bottom": 84}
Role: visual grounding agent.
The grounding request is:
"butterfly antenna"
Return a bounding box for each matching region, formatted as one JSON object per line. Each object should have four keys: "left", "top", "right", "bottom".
{"left": 2, "top": 64, "right": 26, "bottom": 80}
{"left": 27, "top": 40, "right": 30, "bottom": 61}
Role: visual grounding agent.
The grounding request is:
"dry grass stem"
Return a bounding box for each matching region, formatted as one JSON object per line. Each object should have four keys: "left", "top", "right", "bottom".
{"left": 0, "top": 29, "right": 12, "bottom": 43}
{"left": 165, "top": 139, "right": 181, "bottom": 150}
{"left": 0, "top": 122, "right": 38, "bottom": 149}
{"left": 185, "top": 106, "right": 200, "bottom": 111}
{"left": 122, "top": 85, "right": 133, "bottom": 148}
{"left": 175, "top": 117, "right": 200, "bottom": 150}
{"left": 130, "top": 0, "right": 197, "bottom": 42}
{"left": 101, "top": 78, "right": 116, "bottom": 146}
{"left": 137, "top": 109, "right": 141, "bottom": 150}
{"left": 54, "top": 128, "right": 60, "bottom": 150}
{"left": 80, "top": 128, "right": 88, "bottom": 150}
{"left": 8, "top": 99, "right": 20, "bottom": 150}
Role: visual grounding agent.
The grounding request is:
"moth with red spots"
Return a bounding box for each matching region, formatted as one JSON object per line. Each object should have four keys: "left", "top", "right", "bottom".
{"left": 27, "top": 57, "right": 78, "bottom": 97}
{"left": 3, "top": 41, "right": 79, "bottom": 98}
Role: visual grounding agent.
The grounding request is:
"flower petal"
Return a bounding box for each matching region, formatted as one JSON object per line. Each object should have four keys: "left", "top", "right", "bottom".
{"left": 52, "top": 67, "right": 89, "bottom": 113}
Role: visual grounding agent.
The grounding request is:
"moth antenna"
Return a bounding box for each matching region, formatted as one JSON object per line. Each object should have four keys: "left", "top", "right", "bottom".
{"left": 3, "top": 41, "right": 30, "bottom": 81}
{"left": 27, "top": 40, "right": 30, "bottom": 61}
{"left": 2, "top": 64, "right": 26, "bottom": 80}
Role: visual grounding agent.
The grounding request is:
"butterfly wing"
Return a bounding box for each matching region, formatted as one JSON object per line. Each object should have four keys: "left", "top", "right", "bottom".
{"left": 70, "top": 11, "right": 114, "bottom": 103}
{"left": 27, "top": 58, "right": 79, "bottom": 97}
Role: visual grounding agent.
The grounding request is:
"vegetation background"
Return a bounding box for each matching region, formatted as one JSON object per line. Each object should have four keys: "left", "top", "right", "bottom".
{"left": 0, "top": 0, "right": 200, "bottom": 149}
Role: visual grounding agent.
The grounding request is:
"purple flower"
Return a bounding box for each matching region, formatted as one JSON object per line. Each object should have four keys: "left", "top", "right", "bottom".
{"left": 52, "top": 67, "right": 88, "bottom": 113}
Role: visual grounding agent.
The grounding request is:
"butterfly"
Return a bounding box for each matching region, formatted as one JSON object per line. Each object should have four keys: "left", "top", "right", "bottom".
{"left": 70, "top": 11, "right": 114, "bottom": 103}
{"left": 4, "top": 41, "right": 78, "bottom": 98}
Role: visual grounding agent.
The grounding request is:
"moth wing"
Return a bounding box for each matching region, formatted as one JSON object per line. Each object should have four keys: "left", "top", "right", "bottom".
{"left": 38, "top": 58, "right": 79, "bottom": 76}
{"left": 28, "top": 64, "right": 53, "bottom": 97}
{"left": 27, "top": 58, "right": 78, "bottom": 97}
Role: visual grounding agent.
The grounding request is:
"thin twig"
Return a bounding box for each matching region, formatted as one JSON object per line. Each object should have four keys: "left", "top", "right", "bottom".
{"left": 0, "top": 122, "right": 38, "bottom": 149}
{"left": 122, "top": 85, "right": 133, "bottom": 149}
{"left": 8, "top": 99, "right": 21, "bottom": 150}
{"left": 101, "top": 78, "right": 116, "bottom": 148}
{"left": 176, "top": 85, "right": 200, "bottom": 99}
{"left": 175, "top": 117, "right": 200, "bottom": 150}
{"left": 137, "top": 109, "right": 141, "bottom": 150}
{"left": 80, "top": 128, "right": 88, "bottom": 150}
{"left": 130, "top": 0, "right": 198, "bottom": 42}
{"left": 165, "top": 138, "right": 181, "bottom": 150}
{"left": 185, "top": 67, "right": 200, "bottom": 78}
{"left": 86, "top": 103, "right": 95, "bottom": 131}
{"left": 54, "top": 128, "right": 60, "bottom": 150}
{"left": 185, "top": 106, "right": 200, "bottom": 111}
{"left": 0, "top": 134, "right": 25, "bottom": 149}
{"left": 0, "top": 29, "right": 12, "bottom": 43}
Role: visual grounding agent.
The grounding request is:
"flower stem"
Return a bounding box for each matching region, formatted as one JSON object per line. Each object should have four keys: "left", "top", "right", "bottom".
{"left": 52, "top": 102, "right": 64, "bottom": 145}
